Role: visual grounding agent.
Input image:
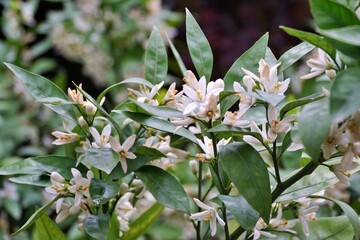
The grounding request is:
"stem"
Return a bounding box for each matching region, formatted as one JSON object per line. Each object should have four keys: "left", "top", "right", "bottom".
{"left": 272, "top": 141, "right": 281, "bottom": 184}
{"left": 196, "top": 161, "right": 203, "bottom": 240}
{"left": 222, "top": 203, "right": 230, "bottom": 240}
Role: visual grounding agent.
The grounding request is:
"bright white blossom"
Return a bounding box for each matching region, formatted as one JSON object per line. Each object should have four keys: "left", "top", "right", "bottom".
{"left": 223, "top": 110, "right": 251, "bottom": 127}
{"left": 115, "top": 192, "right": 136, "bottom": 233}
{"left": 52, "top": 122, "right": 78, "bottom": 145}
{"left": 68, "top": 83, "right": 84, "bottom": 104}
{"left": 128, "top": 82, "right": 164, "bottom": 105}
{"left": 267, "top": 104, "right": 296, "bottom": 141}
{"left": 109, "top": 135, "right": 137, "bottom": 173}
{"left": 243, "top": 121, "right": 271, "bottom": 147}
{"left": 301, "top": 48, "right": 336, "bottom": 80}
{"left": 190, "top": 198, "right": 225, "bottom": 236}
{"left": 195, "top": 136, "right": 230, "bottom": 162}
{"left": 68, "top": 168, "right": 93, "bottom": 207}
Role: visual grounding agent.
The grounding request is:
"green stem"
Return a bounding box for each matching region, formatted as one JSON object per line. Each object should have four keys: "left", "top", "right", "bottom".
{"left": 222, "top": 203, "right": 230, "bottom": 240}
{"left": 272, "top": 141, "right": 281, "bottom": 184}
{"left": 196, "top": 161, "right": 203, "bottom": 240}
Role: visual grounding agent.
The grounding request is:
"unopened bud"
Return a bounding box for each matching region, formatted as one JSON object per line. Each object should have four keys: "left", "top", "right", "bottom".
{"left": 78, "top": 116, "right": 87, "bottom": 127}
{"left": 120, "top": 183, "right": 129, "bottom": 194}
{"left": 51, "top": 172, "right": 65, "bottom": 183}
{"left": 189, "top": 160, "right": 198, "bottom": 175}
{"left": 84, "top": 101, "right": 97, "bottom": 116}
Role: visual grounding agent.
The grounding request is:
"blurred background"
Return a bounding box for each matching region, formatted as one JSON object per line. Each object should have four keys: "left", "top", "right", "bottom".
{"left": 0, "top": 0, "right": 317, "bottom": 239}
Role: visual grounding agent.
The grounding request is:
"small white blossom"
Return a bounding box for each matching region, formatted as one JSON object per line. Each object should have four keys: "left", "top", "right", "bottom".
{"left": 109, "top": 135, "right": 137, "bottom": 173}
{"left": 267, "top": 105, "right": 296, "bottom": 141}
{"left": 68, "top": 168, "right": 93, "bottom": 207}
{"left": 52, "top": 122, "right": 78, "bottom": 145}
{"left": 89, "top": 124, "right": 112, "bottom": 148}
{"left": 190, "top": 198, "right": 225, "bottom": 236}
{"left": 301, "top": 48, "right": 336, "bottom": 80}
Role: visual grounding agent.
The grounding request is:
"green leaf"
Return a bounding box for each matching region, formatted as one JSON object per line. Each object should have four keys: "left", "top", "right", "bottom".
{"left": 280, "top": 26, "right": 337, "bottom": 60}
{"left": 35, "top": 206, "right": 67, "bottom": 240}
{"left": 32, "top": 155, "right": 76, "bottom": 179}
{"left": 185, "top": 8, "right": 213, "bottom": 80}
{"left": 106, "top": 212, "right": 120, "bottom": 240}
{"left": 4, "top": 63, "right": 77, "bottom": 122}
{"left": 278, "top": 42, "right": 315, "bottom": 73}
{"left": 82, "top": 148, "right": 119, "bottom": 175}
{"left": 218, "top": 195, "right": 259, "bottom": 230}
{"left": 84, "top": 214, "right": 110, "bottom": 239}
{"left": 207, "top": 125, "right": 263, "bottom": 143}
{"left": 220, "top": 93, "right": 239, "bottom": 116}
{"left": 97, "top": 78, "right": 154, "bottom": 102}
{"left": 0, "top": 159, "right": 44, "bottom": 176}
{"left": 122, "top": 202, "right": 164, "bottom": 240}
{"left": 89, "top": 178, "right": 120, "bottom": 205}
{"left": 145, "top": 26, "right": 168, "bottom": 84}
{"left": 135, "top": 165, "right": 190, "bottom": 213}
{"left": 331, "top": 68, "right": 360, "bottom": 122}
{"left": 12, "top": 195, "right": 60, "bottom": 235}
{"left": 108, "top": 153, "right": 161, "bottom": 180}
{"left": 224, "top": 33, "right": 268, "bottom": 90}
{"left": 125, "top": 100, "right": 184, "bottom": 118}
{"left": 280, "top": 93, "right": 324, "bottom": 119}
{"left": 122, "top": 111, "right": 198, "bottom": 144}
{"left": 9, "top": 175, "right": 49, "bottom": 187}
{"left": 310, "top": 0, "right": 360, "bottom": 30}
{"left": 298, "top": 98, "right": 331, "bottom": 160}
{"left": 313, "top": 196, "right": 360, "bottom": 240}
{"left": 320, "top": 26, "right": 360, "bottom": 58}
{"left": 165, "top": 33, "right": 187, "bottom": 76}
{"left": 219, "top": 142, "right": 271, "bottom": 222}
{"left": 276, "top": 166, "right": 338, "bottom": 202}
{"left": 3, "top": 199, "right": 21, "bottom": 220}
{"left": 134, "top": 146, "right": 167, "bottom": 158}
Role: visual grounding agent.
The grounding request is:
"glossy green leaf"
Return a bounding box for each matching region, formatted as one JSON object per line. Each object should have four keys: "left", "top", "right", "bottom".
{"left": 35, "top": 206, "right": 67, "bottom": 240}
{"left": 97, "top": 78, "right": 154, "bottom": 102}
{"left": 82, "top": 148, "right": 119, "bottom": 175}
{"left": 280, "top": 93, "right": 324, "bottom": 119}
{"left": 280, "top": 26, "right": 337, "bottom": 60}
{"left": 0, "top": 159, "right": 43, "bottom": 176}
{"left": 89, "top": 178, "right": 120, "bottom": 205}
{"left": 9, "top": 175, "right": 49, "bottom": 187}
{"left": 135, "top": 165, "right": 190, "bottom": 213}
{"left": 278, "top": 42, "right": 315, "bottom": 73}
{"left": 145, "top": 26, "right": 168, "bottom": 84}
{"left": 108, "top": 153, "right": 161, "bottom": 180}
{"left": 331, "top": 68, "right": 360, "bottom": 122}
{"left": 165, "top": 33, "right": 187, "bottom": 76}
{"left": 332, "top": 0, "right": 360, "bottom": 9}
{"left": 298, "top": 98, "right": 331, "bottom": 160}
{"left": 274, "top": 165, "right": 360, "bottom": 202}
{"left": 320, "top": 26, "right": 360, "bottom": 58}
{"left": 219, "top": 195, "right": 259, "bottom": 230}
{"left": 125, "top": 100, "right": 184, "bottom": 118}
{"left": 134, "top": 146, "right": 166, "bottom": 158}
{"left": 224, "top": 33, "right": 268, "bottom": 90}
{"left": 122, "top": 202, "right": 164, "bottom": 240}
{"left": 4, "top": 63, "right": 77, "bottom": 122}
{"left": 122, "top": 111, "right": 198, "bottom": 144}
{"left": 310, "top": 0, "right": 360, "bottom": 30}
{"left": 84, "top": 214, "right": 110, "bottom": 239}
{"left": 313, "top": 196, "right": 360, "bottom": 239}
{"left": 219, "top": 142, "right": 271, "bottom": 222}
{"left": 186, "top": 8, "right": 213, "bottom": 80}
{"left": 207, "top": 124, "right": 263, "bottom": 143}
{"left": 12, "top": 195, "right": 60, "bottom": 235}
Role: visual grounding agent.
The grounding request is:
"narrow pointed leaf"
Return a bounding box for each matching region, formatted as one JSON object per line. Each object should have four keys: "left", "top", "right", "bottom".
{"left": 4, "top": 63, "right": 77, "bottom": 122}
{"left": 122, "top": 202, "right": 164, "bottom": 240}
{"left": 219, "top": 142, "right": 271, "bottom": 222}
{"left": 331, "top": 68, "right": 360, "bottom": 123}
{"left": 278, "top": 42, "right": 315, "bottom": 73}
{"left": 135, "top": 165, "right": 190, "bottom": 213}
{"left": 166, "top": 33, "right": 187, "bottom": 76}
{"left": 224, "top": 33, "right": 268, "bottom": 90}
{"left": 125, "top": 100, "right": 184, "bottom": 118}
{"left": 219, "top": 195, "right": 259, "bottom": 230}
{"left": 280, "top": 26, "right": 337, "bottom": 60}
{"left": 35, "top": 206, "right": 67, "bottom": 240}
{"left": 145, "top": 26, "right": 168, "bottom": 84}
{"left": 280, "top": 93, "right": 324, "bottom": 119}
{"left": 122, "top": 111, "right": 198, "bottom": 144}
{"left": 186, "top": 8, "right": 213, "bottom": 80}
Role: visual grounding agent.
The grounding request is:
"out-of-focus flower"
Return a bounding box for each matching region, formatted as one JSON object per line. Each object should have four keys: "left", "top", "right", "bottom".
{"left": 296, "top": 197, "right": 321, "bottom": 236}
{"left": 269, "top": 204, "right": 296, "bottom": 234}
{"left": 332, "top": 161, "right": 359, "bottom": 186}
{"left": 115, "top": 192, "right": 136, "bottom": 233}
{"left": 190, "top": 198, "right": 225, "bottom": 236}
{"left": 300, "top": 48, "right": 336, "bottom": 80}
{"left": 109, "top": 135, "right": 137, "bottom": 173}
{"left": 89, "top": 124, "right": 112, "bottom": 148}
{"left": 68, "top": 84, "right": 84, "bottom": 104}
{"left": 253, "top": 218, "right": 276, "bottom": 240}
{"left": 52, "top": 122, "right": 79, "bottom": 145}
{"left": 223, "top": 110, "right": 251, "bottom": 127}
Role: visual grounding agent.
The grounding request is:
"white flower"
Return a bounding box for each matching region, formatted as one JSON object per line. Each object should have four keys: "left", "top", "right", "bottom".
{"left": 323, "top": 123, "right": 347, "bottom": 159}
{"left": 301, "top": 48, "right": 335, "bottom": 80}
{"left": 115, "top": 192, "right": 136, "bottom": 233}
{"left": 163, "top": 82, "right": 183, "bottom": 107}
{"left": 243, "top": 121, "right": 271, "bottom": 147}
{"left": 296, "top": 197, "right": 320, "bottom": 236}
{"left": 68, "top": 83, "right": 84, "bottom": 104}
{"left": 195, "top": 136, "right": 230, "bottom": 162}
{"left": 128, "top": 82, "right": 164, "bottom": 106}
{"left": 109, "top": 135, "right": 137, "bottom": 173}
{"left": 45, "top": 172, "right": 67, "bottom": 196}
{"left": 233, "top": 80, "right": 256, "bottom": 115}
{"left": 223, "top": 110, "right": 251, "bottom": 127}
{"left": 55, "top": 198, "right": 81, "bottom": 223}
{"left": 253, "top": 218, "right": 277, "bottom": 240}
{"left": 332, "top": 161, "right": 359, "bottom": 186}
{"left": 190, "top": 198, "right": 225, "bottom": 236}
{"left": 267, "top": 105, "right": 296, "bottom": 141}
{"left": 68, "top": 168, "right": 93, "bottom": 207}
{"left": 269, "top": 204, "right": 296, "bottom": 234}
{"left": 89, "top": 124, "right": 112, "bottom": 148}
{"left": 196, "top": 94, "right": 221, "bottom": 121}
{"left": 52, "top": 122, "right": 78, "bottom": 145}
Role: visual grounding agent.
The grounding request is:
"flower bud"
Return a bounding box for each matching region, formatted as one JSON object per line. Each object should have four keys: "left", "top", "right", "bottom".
{"left": 84, "top": 101, "right": 97, "bottom": 116}
{"left": 189, "top": 160, "right": 198, "bottom": 175}
{"left": 120, "top": 183, "right": 129, "bottom": 194}
{"left": 51, "top": 172, "right": 65, "bottom": 183}
{"left": 78, "top": 116, "right": 87, "bottom": 127}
